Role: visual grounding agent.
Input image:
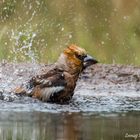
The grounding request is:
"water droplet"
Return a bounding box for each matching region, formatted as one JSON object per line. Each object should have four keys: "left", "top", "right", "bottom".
{"left": 101, "top": 41, "right": 105, "bottom": 45}
{"left": 106, "top": 33, "right": 109, "bottom": 36}
{"left": 105, "top": 18, "right": 108, "bottom": 22}
{"left": 61, "top": 27, "right": 64, "bottom": 31}
{"left": 69, "top": 34, "right": 72, "bottom": 39}
{"left": 35, "top": 0, "right": 40, "bottom": 5}
{"left": 123, "top": 16, "right": 129, "bottom": 20}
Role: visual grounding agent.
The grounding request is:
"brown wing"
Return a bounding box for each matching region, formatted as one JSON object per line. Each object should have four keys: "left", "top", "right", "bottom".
{"left": 29, "top": 68, "right": 67, "bottom": 102}
{"left": 28, "top": 67, "right": 64, "bottom": 87}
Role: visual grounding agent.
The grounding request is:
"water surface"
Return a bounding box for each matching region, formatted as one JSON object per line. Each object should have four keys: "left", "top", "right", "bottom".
{"left": 0, "top": 111, "right": 140, "bottom": 140}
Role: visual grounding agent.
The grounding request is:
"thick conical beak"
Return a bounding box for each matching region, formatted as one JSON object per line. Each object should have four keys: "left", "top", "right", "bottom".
{"left": 83, "top": 54, "right": 98, "bottom": 68}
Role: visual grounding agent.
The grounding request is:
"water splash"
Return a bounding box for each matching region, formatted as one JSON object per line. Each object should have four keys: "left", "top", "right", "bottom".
{"left": 10, "top": 29, "right": 37, "bottom": 63}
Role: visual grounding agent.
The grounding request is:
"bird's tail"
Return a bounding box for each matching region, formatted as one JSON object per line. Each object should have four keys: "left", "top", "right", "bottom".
{"left": 13, "top": 83, "right": 33, "bottom": 97}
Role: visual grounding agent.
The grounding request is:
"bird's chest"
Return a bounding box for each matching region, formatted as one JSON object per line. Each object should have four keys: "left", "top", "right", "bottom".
{"left": 58, "top": 74, "right": 77, "bottom": 101}
{"left": 50, "top": 73, "right": 77, "bottom": 103}
{"left": 65, "top": 75, "right": 76, "bottom": 92}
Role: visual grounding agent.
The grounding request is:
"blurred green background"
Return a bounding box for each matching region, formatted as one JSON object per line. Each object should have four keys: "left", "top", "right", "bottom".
{"left": 0, "top": 0, "right": 140, "bottom": 64}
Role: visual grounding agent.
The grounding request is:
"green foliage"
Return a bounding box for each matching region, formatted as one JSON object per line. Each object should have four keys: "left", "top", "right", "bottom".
{"left": 0, "top": 0, "right": 16, "bottom": 21}
{"left": 0, "top": 0, "right": 140, "bottom": 64}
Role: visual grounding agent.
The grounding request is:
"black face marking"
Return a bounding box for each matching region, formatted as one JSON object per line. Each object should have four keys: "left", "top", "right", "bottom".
{"left": 75, "top": 54, "right": 87, "bottom": 61}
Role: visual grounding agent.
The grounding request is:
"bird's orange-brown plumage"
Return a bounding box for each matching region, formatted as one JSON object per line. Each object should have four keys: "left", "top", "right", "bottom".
{"left": 14, "top": 44, "right": 98, "bottom": 103}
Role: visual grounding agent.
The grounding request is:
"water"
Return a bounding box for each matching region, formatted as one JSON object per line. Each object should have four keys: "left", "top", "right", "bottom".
{"left": 0, "top": 64, "right": 140, "bottom": 139}
{"left": 0, "top": 111, "right": 140, "bottom": 140}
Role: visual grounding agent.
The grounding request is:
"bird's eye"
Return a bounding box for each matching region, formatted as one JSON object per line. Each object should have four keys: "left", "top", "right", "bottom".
{"left": 76, "top": 54, "right": 87, "bottom": 60}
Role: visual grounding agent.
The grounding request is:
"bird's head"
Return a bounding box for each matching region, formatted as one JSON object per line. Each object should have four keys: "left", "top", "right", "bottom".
{"left": 57, "top": 44, "right": 98, "bottom": 75}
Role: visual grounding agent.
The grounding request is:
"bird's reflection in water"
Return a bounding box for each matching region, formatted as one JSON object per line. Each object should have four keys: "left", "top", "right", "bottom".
{"left": 0, "top": 111, "right": 140, "bottom": 140}
{"left": 0, "top": 112, "right": 82, "bottom": 140}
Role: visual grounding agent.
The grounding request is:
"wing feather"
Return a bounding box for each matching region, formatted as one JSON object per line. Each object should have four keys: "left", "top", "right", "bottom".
{"left": 41, "top": 86, "right": 65, "bottom": 101}
{"left": 30, "top": 68, "right": 67, "bottom": 101}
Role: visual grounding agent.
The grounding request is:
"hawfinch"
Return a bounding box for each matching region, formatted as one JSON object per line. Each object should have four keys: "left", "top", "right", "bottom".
{"left": 15, "top": 44, "right": 98, "bottom": 103}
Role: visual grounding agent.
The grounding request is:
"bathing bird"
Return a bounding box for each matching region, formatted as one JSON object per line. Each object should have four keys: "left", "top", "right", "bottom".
{"left": 15, "top": 44, "right": 98, "bottom": 103}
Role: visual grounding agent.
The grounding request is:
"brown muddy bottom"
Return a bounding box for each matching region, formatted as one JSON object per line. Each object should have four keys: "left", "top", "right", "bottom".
{"left": 0, "top": 63, "right": 140, "bottom": 113}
